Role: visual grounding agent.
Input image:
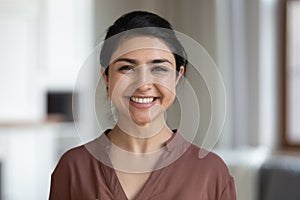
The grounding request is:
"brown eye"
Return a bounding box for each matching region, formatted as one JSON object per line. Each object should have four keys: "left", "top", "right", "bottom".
{"left": 119, "top": 65, "right": 134, "bottom": 73}
{"left": 151, "top": 66, "right": 169, "bottom": 72}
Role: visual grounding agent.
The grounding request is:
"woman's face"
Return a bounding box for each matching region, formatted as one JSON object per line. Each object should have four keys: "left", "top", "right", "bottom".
{"left": 103, "top": 36, "right": 184, "bottom": 126}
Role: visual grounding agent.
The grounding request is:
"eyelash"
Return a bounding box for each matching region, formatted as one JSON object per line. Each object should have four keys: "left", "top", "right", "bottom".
{"left": 118, "top": 65, "right": 169, "bottom": 73}
{"left": 118, "top": 65, "right": 134, "bottom": 73}
{"left": 151, "top": 66, "right": 169, "bottom": 72}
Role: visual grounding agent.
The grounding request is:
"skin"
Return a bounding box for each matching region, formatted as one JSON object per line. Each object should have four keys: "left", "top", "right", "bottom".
{"left": 101, "top": 36, "right": 184, "bottom": 199}
{"left": 102, "top": 36, "right": 184, "bottom": 152}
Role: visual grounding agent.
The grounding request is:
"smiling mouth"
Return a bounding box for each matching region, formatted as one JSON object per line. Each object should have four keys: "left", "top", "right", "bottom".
{"left": 129, "top": 97, "right": 157, "bottom": 104}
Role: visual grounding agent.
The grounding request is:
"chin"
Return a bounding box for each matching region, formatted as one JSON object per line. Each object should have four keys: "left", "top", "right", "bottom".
{"left": 131, "top": 112, "right": 164, "bottom": 127}
{"left": 131, "top": 116, "right": 152, "bottom": 126}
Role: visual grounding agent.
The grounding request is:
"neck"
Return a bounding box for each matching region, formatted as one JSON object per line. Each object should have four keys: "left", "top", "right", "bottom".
{"left": 107, "top": 124, "right": 173, "bottom": 153}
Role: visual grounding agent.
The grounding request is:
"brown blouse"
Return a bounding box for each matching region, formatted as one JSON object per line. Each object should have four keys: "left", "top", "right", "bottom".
{"left": 49, "top": 132, "right": 236, "bottom": 200}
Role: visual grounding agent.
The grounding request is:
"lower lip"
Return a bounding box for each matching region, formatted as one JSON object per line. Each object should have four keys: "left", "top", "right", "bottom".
{"left": 128, "top": 98, "right": 158, "bottom": 109}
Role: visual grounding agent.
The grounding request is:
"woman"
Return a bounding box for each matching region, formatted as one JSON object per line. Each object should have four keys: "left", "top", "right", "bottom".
{"left": 49, "top": 11, "right": 236, "bottom": 200}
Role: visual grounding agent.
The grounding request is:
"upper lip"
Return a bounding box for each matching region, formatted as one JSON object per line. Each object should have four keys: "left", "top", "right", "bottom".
{"left": 129, "top": 96, "right": 157, "bottom": 98}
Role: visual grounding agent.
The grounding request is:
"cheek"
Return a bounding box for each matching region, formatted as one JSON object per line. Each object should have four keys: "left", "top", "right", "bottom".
{"left": 108, "top": 75, "right": 131, "bottom": 100}
{"left": 158, "top": 85, "right": 176, "bottom": 106}
{"left": 153, "top": 74, "right": 177, "bottom": 91}
{"left": 159, "top": 74, "right": 177, "bottom": 90}
{"left": 154, "top": 75, "right": 177, "bottom": 106}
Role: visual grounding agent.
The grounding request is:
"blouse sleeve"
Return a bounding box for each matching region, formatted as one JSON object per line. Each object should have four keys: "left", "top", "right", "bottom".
{"left": 49, "top": 155, "right": 71, "bottom": 200}
{"left": 219, "top": 177, "right": 237, "bottom": 200}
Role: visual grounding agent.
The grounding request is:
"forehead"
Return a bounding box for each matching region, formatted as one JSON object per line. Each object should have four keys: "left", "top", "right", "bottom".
{"left": 110, "top": 36, "right": 174, "bottom": 63}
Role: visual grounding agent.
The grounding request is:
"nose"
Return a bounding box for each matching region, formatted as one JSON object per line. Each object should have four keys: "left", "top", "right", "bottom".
{"left": 137, "top": 82, "right": 153, "bottom": 91}
{"left": 135, "top": 65, "right": 153, "bottom": 91}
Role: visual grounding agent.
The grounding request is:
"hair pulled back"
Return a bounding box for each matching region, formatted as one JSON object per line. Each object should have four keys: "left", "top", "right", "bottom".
{"left": 100, "top": 11, "right": 188, "bottom": 75}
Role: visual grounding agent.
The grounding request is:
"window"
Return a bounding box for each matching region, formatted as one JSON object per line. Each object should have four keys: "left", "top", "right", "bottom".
{"left": 282, "top": 0, "right": 300, "bottom": 148}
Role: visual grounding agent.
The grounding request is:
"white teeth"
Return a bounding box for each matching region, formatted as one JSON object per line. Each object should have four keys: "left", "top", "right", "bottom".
{"left": 130, "top": 97, "right": 154, "bottom": 104}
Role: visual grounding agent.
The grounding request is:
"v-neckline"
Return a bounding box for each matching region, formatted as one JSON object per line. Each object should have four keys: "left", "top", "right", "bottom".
{"left": 94, "top": 129, "right": 189, "bottom": 199}
{"left": 114, "top": 165, "right": 163, "bottom": 200}
{"left": 100, "top": 158, "right": 165, "bottom": 200}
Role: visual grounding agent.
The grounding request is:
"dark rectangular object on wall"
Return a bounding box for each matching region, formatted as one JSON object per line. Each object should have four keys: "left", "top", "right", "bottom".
{"left": 47, "top": 91, "right": 75, "bottom": 122}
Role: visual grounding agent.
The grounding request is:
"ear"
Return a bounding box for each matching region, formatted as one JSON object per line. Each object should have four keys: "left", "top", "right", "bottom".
{"left": 101, "top": 67, "right": 109, "bottom": 86}
{"left": 175, "top": 66, "right": 185, "bottom": 85}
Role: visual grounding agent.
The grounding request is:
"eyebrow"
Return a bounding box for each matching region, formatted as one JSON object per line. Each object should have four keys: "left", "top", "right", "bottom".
{"left": 112, "top": 58, "right": 138, "bottom": 65}
{"left": 112, "top": 58, "right": 173, "bottom": 65}
{"left": 150, "top": 59, "right": 173, "bottom": 65}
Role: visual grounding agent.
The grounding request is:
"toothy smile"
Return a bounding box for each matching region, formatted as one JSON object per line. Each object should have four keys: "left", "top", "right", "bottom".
{"left": 130, "top": 97, "right": 156, "bottom": 104}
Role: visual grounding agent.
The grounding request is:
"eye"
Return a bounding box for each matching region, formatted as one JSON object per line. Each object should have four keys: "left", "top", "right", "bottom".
{"left": 151, "top": 66, "right": 169, "bottom": 72}
{"left": 119, "top": 65, "right": 134, "bottom": 73}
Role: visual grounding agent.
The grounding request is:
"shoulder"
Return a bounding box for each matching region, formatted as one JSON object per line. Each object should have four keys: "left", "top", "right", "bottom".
{"left": 180, "top": 143, "right": 233, "bottom": 182}
{"left": 170, "top": 133, "right": 232, "bottom": 178}
{"left": 59, "top": 145, "right": 89, "bottom": 163}
{"left": 187, "top": 144, "right": 230, "bottom": 170}
{"left": 185, "top": 144, "right": 236, "bottom": 198}
{"left": 50, "top": 145, "right": 96, "bottom": 199}
{"left": 53, "top": 144, "right": 94, "bottom": 173}
{"left": 167, "top": 141, "right": 236, "bottom": 199}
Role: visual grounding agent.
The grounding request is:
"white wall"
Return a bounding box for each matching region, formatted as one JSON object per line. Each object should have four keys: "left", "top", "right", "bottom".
{"left": 215, "top": 0, "right": 261, "bottom": 147}
{"left": 0, "top": 127, "right": 54, "bottom": 200}
{"left": 0, "top": 0, "right": 42, "bottom": 121}
{"left": 43, "top": 0, "right": 94, "bottom": 90}
{"left": 0, "top": 0, "right": 93, "bottom": 199}
{"left": 258, "top": 0, "right": 283, "bottom": 149}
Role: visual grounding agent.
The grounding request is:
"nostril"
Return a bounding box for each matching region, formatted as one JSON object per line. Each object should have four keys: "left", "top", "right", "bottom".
{"left": 137, "top": 83, "right": 153, "bottom": 91}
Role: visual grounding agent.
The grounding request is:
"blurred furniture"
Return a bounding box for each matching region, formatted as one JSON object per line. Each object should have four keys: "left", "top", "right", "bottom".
{"left": 0, "top": 122, "right": 79, "bottom": 200}
{"left": 0, "top": 161, "right": 2, "bottom": 200}
{"left": 259, "top": 154, "right": 300, "bottom": 200}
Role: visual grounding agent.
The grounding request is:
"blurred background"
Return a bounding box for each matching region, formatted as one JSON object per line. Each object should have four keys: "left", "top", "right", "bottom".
{"left": 0, "top": 0, "right": 300, "bottom": 199}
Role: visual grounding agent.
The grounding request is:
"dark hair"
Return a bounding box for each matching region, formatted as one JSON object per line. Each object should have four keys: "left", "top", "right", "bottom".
{"left": 100, "top": 11, "right": 188, "bottom": 75}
